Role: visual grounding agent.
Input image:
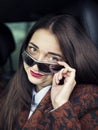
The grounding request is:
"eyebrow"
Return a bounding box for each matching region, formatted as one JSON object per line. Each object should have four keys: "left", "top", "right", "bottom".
{"left": 48, "top": 52, "right": 63, "bottom": 58}
{"left": 29, "top": 42, "right": 63, "bottom": 58}
{"left": 29, "top": 42, "right": 39, "bottom": 49}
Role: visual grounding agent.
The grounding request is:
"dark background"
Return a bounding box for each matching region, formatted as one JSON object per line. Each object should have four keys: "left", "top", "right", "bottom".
{"left": 0, "top": 0, "right": 97, "bottom": 22}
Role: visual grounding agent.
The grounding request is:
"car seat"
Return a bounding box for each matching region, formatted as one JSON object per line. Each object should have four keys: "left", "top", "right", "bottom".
{"left": 0, "top": 23, "right": 16, "bottom": 90}
{"left": 61, "top": 0, "right": 98, "bottom": 49}
{"left": 79, "top": 0, "right": 98, "bottom": 49}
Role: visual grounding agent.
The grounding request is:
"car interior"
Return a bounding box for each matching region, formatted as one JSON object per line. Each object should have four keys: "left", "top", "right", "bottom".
{"left": 0, "top": 0, "right": 98, "bottom": 91}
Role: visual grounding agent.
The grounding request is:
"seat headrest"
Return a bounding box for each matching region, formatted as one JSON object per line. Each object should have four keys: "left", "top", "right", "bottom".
{"left": 61, "top": 0, "right": 98, "bottom": 49}
{"left": 0, "top": 24, "right": 16, "bottom": 66}
{"left": 79, "top": 0, "right": 98, "bottom": 49}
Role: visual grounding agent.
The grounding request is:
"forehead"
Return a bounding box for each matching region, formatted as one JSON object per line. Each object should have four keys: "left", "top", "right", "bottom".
{"left": 29, "top": 29, "right": 62, "bottom": 55}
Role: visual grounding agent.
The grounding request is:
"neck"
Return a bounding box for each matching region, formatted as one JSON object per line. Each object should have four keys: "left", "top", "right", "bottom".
{"left": 36, "top": 86, "right": 44, "bottom": 92}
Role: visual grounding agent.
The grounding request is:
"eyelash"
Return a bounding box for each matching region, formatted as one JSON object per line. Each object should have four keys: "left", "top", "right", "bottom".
{"left": 27, "top": 44, "right": 63, "bottom": 62}
{"left": 52, "top": 57, "right": 58, "bottom": 60}
{"left": 28, "top": 45, "right": 37, "bottom": 52}
{"left": 48, "top": 56, "right": 61, "bottom": 62}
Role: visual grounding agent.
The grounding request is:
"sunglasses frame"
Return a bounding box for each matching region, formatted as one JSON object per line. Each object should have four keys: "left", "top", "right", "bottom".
{"left": 22, "top": 51, "right": 64, "bottom": 74}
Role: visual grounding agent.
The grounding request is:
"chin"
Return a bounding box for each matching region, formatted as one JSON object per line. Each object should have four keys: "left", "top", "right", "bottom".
{"left": 29, "top": 77, "right": 51, "bottom": 87}
{"left": 28, "top": 77, "right": 40, "bottom": 84}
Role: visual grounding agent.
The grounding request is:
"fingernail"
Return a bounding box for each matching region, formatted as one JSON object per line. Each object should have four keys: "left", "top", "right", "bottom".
{"left": 56, "top": 80, "right": 59, "bottom": 84}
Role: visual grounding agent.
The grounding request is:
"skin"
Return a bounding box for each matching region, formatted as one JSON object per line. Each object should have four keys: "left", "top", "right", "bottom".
{"left": 51, "top": 61, "right": 76, "bottom": 109}
{"left": 24, "top": 29, "right": 63, "bottom": 91}
{"left": 24, "top": 29, "right": 76, "bottom": 109}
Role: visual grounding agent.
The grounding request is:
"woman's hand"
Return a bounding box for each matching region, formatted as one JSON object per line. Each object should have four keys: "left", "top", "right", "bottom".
{"left": 51, "top": 61, "right": 76, "bottom": 109}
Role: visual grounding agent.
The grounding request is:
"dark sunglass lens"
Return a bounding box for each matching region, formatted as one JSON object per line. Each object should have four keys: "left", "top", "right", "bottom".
{"left": 50, "top": 64, "right": 64, "bottom": 73}
{"left": 25, "top": 57, "right": 34, "bottom": 66}
{"left": 38, "top": 63, "right": 64, "bottom": 74}
{"left": 23, "top": 52, "right": 34, "bottom": 66}
{"left": 38, "top": 63, "right": 51, "bottom": 73}
{"left": 22, "top": 51, "right": 63, "bottom": 74}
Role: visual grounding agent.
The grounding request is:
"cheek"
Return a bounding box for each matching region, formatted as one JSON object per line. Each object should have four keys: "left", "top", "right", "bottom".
{"left": 23, "top": 62, "right": 29, "bottom": 73}
{"left": 43, "top": 74, "right": 53, "bottom": 84}
{"left": 23, "top": 62, "right": 53, "bottom": 86}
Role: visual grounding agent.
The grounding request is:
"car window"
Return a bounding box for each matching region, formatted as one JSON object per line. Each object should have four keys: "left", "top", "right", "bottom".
{"left": 5, "top": 22, "right": 35, "bottom": 71}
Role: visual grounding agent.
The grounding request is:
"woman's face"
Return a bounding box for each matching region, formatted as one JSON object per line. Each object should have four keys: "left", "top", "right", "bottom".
{"left": 23, "top": 29, "right": 63, "bottom": 91}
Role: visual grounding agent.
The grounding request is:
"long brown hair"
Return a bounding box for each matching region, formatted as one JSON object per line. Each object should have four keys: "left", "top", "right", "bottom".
{"left": 0, "top": 14, "right": 98, "bottom": 130}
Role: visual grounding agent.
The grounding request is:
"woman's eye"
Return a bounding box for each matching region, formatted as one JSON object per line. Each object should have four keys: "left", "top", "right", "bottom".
{"left": 28, "top": 45, "right": 37, "bottom": 53}
{"left": 30, "top": 47, "right": 36, "bottom": 52}
{"left": 49, "top": 56, "right": 60, "bottom": 62}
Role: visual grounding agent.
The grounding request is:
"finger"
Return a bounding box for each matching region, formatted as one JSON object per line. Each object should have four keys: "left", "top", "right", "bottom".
{"left": 58, "top": 61, "right": 75, "bottom": 75}
{"left": 52, "top": 74, "right": 57, "bottom": 86}
{"left": 58, "top": 61, "right": 71, "bottom": 68}
{"left": 53, "top": 69, "right": 64, "bottom": 85}
{"left": 58, "top": 69, "right": 65, "bottom": 80}
{"left": 56, "top": 67, "right": 72, "bottom": 84}
{"left": 55, "top": 73, "right": 59, "bottom": 84}
{"left": 53, "top": 73, "right": 59, "bottom": 85}
{"left": 64, "top": 69, "right": 76, "bottom": 84}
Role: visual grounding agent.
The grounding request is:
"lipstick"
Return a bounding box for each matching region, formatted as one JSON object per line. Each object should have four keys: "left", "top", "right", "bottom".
{"left": 30, "top": 70, "right": 44, "bottom": 78}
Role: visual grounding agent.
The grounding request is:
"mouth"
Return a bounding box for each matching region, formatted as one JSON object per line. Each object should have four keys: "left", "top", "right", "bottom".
{"left": 30, "top": 70, "right": 44, "bottom": 78}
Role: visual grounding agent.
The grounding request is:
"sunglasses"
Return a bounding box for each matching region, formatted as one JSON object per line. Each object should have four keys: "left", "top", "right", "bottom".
{"left": 22, "top": 51, "right": 64, "bottom": 74}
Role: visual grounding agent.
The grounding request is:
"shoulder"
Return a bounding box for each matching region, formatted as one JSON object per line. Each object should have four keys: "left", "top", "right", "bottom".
{"left": 70, "top": 84, "right": 98, "bottom": 104}
{"left": 70, "top": 84, "right": 98, "bottom": 118}
{"left": 71, "top": 84, "right": 98, "bottom": 97}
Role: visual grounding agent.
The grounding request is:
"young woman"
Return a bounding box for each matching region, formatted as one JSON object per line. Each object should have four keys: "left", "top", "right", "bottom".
{"left": 0, "top": 14, "right": 98, "bottom": 130}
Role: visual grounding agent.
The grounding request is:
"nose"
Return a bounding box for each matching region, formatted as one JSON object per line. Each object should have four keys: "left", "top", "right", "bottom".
{"left": 31, "top": 63, "right": 38, "bottom": 70}
{"left": 36, "top": 54, "right": 45, "bottom": 62}
{"left": 31, "top": 54, "right": 45, "bottom": 71}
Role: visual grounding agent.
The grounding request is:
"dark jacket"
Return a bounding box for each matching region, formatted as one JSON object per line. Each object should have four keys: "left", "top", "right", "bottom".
{"left": 15, "top": 84, "right": 98, "bottom": 130}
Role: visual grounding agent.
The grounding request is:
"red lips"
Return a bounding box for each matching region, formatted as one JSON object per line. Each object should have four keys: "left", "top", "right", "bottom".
{"left": 30, "top": 70, "right": 44, "bottom": 78}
